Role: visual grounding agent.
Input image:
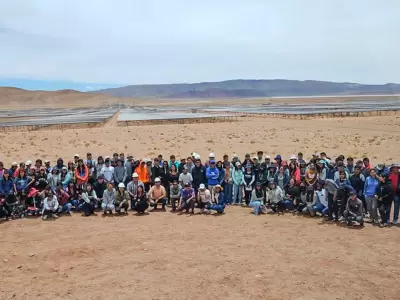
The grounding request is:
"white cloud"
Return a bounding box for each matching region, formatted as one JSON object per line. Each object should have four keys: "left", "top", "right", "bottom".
{"left": 0, "top": 0, "right": 400, "bottom": 84}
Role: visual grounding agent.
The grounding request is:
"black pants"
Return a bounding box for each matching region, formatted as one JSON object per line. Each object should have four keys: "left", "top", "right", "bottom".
{"left": 180, "top": 199, "right": 195, "bottom": 212}
{"left": 0, "top": 205, "right": 8, "bottom": 218}
{"left": 82, "top": 202, "right": 95, "bottom": 216}
{"left": 43, "top": 209, "right": 56, "bottom": 216}
{"left": 134, "top": 201, "right": 149, "bottom": 213}
{"left": 115, "top": 201, "right": 129, "bottom": 212}
{"left": 271, "top": 201, "right": 285, "bottom": 212}
{"left": 379, "top": 202, "right": 391, "bottom": 224}
{"left": 244, "top": 190, "right": 252, "bottom": 206}
{"left": 306, "top": 188, "right": 314, "bottom": 203}
{"left": 327, "top": 193, "right": 335, "bottom": 219}
{"left": 170, "top": 197, "right": 180, "bottom": 211}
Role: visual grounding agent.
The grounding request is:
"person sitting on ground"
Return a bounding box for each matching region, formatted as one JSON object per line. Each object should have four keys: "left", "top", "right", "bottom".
{"left": 81, "top": 183, "right": 98, "bottom": 216}
{"left": 56, "top": 184, "right": 72, "bottom": 215}
{"left": 343, "top": 190, "right": 364, "bottom": 226}
{"left": 249, "top": 182, "right": 266, "bottom": 215}
{"left": 42, "top": 190, "right": 59, "bottom": 220}
{"left": 209, "top": 184, "right": 225, "bottom": 214}
{"left": 148, "top": 177, "right": 167, "bottom": 211}
{"left": 132, "top": 185, "right": 149, "bottom": 214}
{"left": 102, "top": 182, "right": 116, "bottom": 214}
{"left": 115, "top": 183, "right": 130, "bottom": 214}
{"left": 284, "top": 179, "right": 300, "bottom": 211}
{"left": 66, "top": 182, "right": 80, "bottom": 210}
{"left": 178, "top": 182, "right": 195, "bottom": 214}
{"left": 267, "top": 181, "right": 284, "bottom": 213}
{"left": 126, "top": 173, "right": 145, "bottom": 210}
{"left": 170, "top": 180, "right": 181, "bottom": 212}
{"left": 312, "top": 181, "right": 328, "bottom": 216}
{"left": 197, "top": 183, "right": 212, "bottom": 214}
{"left": 375, "top": 175, "right": 393, "bottom": 228}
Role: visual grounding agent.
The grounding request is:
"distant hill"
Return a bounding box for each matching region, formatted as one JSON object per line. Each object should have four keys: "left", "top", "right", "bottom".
{"left": 93, "top": 79, "right": 400, "bottom": 98}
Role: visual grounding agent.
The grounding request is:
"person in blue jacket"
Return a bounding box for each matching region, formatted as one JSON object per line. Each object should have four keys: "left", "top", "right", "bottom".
{"left": 364, "top": 169, "right": 380, "bottom": 224}
{"left": 206, "top": 160, "right": 219, "bottom": 199}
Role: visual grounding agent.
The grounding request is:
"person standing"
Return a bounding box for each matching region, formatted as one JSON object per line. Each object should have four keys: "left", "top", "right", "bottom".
{"left": 375, "top": 175, "right": 393, "bottom": 227}
{"left": 388, "top": 165, "right": 400, "bottom": 225}
{"left": 206, "top": 160, "right": 219, "bottom": 199}
{"left": 364, "top": 169, "right": 380, "bottom": 224}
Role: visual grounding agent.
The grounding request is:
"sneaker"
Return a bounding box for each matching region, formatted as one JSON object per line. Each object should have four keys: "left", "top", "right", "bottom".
{"left": 338, "top": 216, "right": 345, "bottom": 222}
{"left": 42, "top": 215, "right": 48, "bottom": 220}
{"left": 383, "top": 223, "right": 388, "bottom": 227}
{"left": 392, "top": 220, "right": 398, "bottom": 225}
{"left": 67, "top": 211, "right": 73, "bottom": 216}
{"left": 359, "top": 222, "right": 364, "bottom": 227}
{"left": 379, "top": 223, "right": 384, "bottom": 228}
{"left": 52, "top": 214, "right": 59, "bottom": 219}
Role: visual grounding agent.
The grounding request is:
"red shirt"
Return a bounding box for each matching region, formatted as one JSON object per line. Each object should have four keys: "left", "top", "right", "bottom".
{"left": 389, "top": 173, "right": 398, "bottom": 193}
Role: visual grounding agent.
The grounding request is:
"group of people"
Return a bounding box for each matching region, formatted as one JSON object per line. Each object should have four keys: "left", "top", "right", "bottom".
{"left": 0, "top": 151, "right": 399, "bottom": 227}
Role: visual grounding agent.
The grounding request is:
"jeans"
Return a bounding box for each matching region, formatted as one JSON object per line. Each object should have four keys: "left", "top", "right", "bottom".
{"left": 61, "top": 203, "right": 72, "bottom": 213}
{"left": 393, "top": 195, "right": 400, "bottom": 223}
{"left": 313, "top": 203, "right": 327, "bottom": 214}
{"left": 249, "top": 200, "right": 262, "bottom": 215}
{"left": 365, "top": 196, "right": 378, "bottom": 222}
{"left": 224, "top": 183, "right": 233, "bottom": 204}
{"left": 244, "top": 190, "right": 252, "bottom": 206}
{"left": 71, "top": 199, "right": 80, "bottom": 210}
{"left": 283, "top": 199, "right": 294, "bottom": 210}
{"left": 152, "top": 198, "right": 167, "bottom": 209}
{"left": 232, "top": 184, "right": 242, "bottom": 205}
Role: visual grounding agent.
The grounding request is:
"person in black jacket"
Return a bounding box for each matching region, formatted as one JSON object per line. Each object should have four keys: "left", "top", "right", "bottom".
{"left": 375, "top": 175, "right": 393, "bottom": 227}
{"left": 350, "top": 166, "right": 366, "bottom": 213}
{"left": 93, "top": 175, "right": 107, "bottom": 208}
{"left": 192, "top": 159, "right": 207, "bottom": 195}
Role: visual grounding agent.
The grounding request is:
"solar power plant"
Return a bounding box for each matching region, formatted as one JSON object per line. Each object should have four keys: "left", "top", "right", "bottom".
{"left": 0, "top": 108, "right": 118, "bottom": 127}
{"left": 117, "top": 109, "right": 235, "bottom": 121}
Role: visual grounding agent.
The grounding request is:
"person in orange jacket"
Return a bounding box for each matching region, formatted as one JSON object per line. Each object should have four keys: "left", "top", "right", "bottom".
{"left": 135, "top": 160, "right": 150, "bottom": 191}
{"left": 75, "top": 159, "right": 89, "bottom": 188}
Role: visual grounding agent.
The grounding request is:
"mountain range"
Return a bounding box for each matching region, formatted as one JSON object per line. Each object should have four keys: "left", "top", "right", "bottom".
{"left": 93, "top": 79, "right": 400, "bottom": 98}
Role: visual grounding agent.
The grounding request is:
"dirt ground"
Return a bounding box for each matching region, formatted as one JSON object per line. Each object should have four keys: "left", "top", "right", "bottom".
{"left": 1, "top": 206, "right": 400, "bottom": 300}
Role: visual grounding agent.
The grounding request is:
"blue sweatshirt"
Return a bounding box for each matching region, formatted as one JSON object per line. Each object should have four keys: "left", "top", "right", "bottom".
{"left": 0, "top": 178, "right": 14, "bottom": 195}
{"left": 363, "top": 176, "right": 379, "bottom": 197}
{"left": 206, "top": 167, "right": 219, "bottom": 186}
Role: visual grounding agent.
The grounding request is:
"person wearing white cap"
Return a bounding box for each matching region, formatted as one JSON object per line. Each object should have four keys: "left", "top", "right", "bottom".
{"left": 197, "top": 183, "right": 212, "bottom": 214}
{"left": 127, "top": 173, "right": 145, "bottom": 209}
{"left": 148, "top": 177, "right": 167, "bottom": 211}
{"left": 257, "top": 151, "right": 264, "bottom": 164}
{"left": 101, "top": 182, "right": 116, "bottom": 214}
{"left": 290, "top": 155, "right": 297, "bottom": 162}
{"left": 115, "top": 182, "right": 129, "bottom": 214}
{"left": 73, "top": 154, "right": 80, "bottom": 166}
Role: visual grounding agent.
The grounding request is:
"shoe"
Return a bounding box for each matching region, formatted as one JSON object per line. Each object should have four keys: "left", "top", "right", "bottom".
{"left": 52, "top": 214, "right": 59, "bottom": 219}
{"left": 392, "top": 220, "right": 398, "bottom": 225}
{"left": 383, "top": 223, "right": 388, "bottom": 227}
{"left": 379, "top": 223, "right": 384, "bottom": 228}
{"left": 67, "top": 211, "right": 73, "bottom": 216}
{"left": 42, "top": 215, "right": 48, "bottom": 220}
{"left": 338, "top": 216, "right": 344, "bottom": 222}
{"left": 359, "top": 222, "right": 364, "bottom": 227}
{"left": 326, "top": 217, "right": 334, "bottom": 221}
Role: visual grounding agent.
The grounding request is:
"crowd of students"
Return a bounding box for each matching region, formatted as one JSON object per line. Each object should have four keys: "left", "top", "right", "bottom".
{"left": 0, "top": 151, "right": 399, "bottom": 227}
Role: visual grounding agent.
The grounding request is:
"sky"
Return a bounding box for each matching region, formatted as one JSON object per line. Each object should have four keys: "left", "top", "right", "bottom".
{"left": 0, "top": 0, "right": 400, "bottom": 88}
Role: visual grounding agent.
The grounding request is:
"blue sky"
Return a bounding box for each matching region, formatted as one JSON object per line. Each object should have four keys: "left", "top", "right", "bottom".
{"left": 0, "top": 0, "right": 399, "bottom": 90}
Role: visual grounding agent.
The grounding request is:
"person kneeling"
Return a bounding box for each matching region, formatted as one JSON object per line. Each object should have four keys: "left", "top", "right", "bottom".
{"left": 209, "top": 184, "right": 225, "bottom": 214}
{"left": 178, "top": 183, "right": 195, "bottom": 214}
{"left": 343, "top": 190, "right": 364, "bottom": 226}
{"left": 148, "top": 177, "right": 167, "bottom": 211}
{"left": 115, "top": 183, "right": 130, "bottom": 214}
{"left": 249, "top": 182, "right": 266, "bottom": 215}
{"left": 42, "top": 190, "right": 59, "bottom": 220}
{"left": 133, "top": 186, "right": 149, "bottom": 214}
{"left": 267, "top": 182, "right": 284, "bottom": 213}
{"left": 197, "top": 184, "right": 212, "bottom": 214}
{"left": 81, "top": 184, "right": 98, "bottom": 216}
{"left": 101, "top": 183, "right": 116, "bottom": 214}
{"left": 312, "top": 181, "right": 329, "bottom": 216}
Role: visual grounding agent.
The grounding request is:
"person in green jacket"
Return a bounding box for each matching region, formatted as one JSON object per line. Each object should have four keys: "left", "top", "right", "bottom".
{"left": 232, "top": 162, "right": 244, "bottom": 205}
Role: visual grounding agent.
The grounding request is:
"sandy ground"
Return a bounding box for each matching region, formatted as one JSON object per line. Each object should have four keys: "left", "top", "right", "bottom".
{"left": 2, "top": 91, "right": 400, "bottom": 299}
{"left": 1, "top": 114, "right": 400, "bottom": 166}
{"left": 1, "top": 207, "right": 400, "bottom": 300}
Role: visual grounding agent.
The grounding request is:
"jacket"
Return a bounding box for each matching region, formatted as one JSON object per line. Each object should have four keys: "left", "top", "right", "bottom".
{"left": 102, "top": 189, "right": 116, "bottom": 205}
{"left": 135, "top": 164, "right": 150, "bottom": 184}
{"left": 217, "top": 168, "right": 225, "bottom": 185}
{"left": 75, "top": 165, "right": 89, "bottom": 184}
{"left": 57, "top": 189, "right": 70, "bottom": 205}
{"left": 113, "top": 166, "right": 127, "bottom": 184}
{"left": 350, "top": 174, "right": 365, "bottom": 193}
{"left": 206, "top": 167, "right": 219, "bottom": 186}
{"left": 192, "top": 165, "right": 206, "bottom": 188}
{"left": 60, "top": 172, "right": 71, "bottom": 188}
{"left": 115, "top": 190, "right": 130, "bottom": 204}
{"left": 274, "top": 172, "right": 289, "bottom": 190}
{"left": 364, "top": 176, "right": 379, "bottom": 197}
{"left": 43, "top": 196, "right": 59, "bottom": 211}
{"left": 81, "top": 190, "right": 98, "bottom": 203}
{"left": 375, "top": 181, "right": 393, "bottom": 205}
{"left": 0, "top": 178, "right": 14, "bottom": 195}
{"left": 266, "top": 186, "right": 284, "bottom": 204}
{"left": 232, "top": 169, "right": 244, "bottom": 186}
{"left": 93, "top": 181, "right": 107, "bottom": 199}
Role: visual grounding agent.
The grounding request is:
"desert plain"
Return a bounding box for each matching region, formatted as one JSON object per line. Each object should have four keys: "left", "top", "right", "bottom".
{"left": 1, "top": 89, "right": 400, "bottom": 300}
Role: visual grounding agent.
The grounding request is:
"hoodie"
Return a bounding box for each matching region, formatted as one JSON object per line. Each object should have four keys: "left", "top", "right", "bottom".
{"left": 135, "top": 163, "right": 149, "bottom": 184}
{"left": 75, "top": 165, "right": 89, "bottom": 185}
{"left": 47, "top": 172, "right": 61, "bottom": 189}
{"left": 43, "top": 196, "right": 59, "bottom": 211}
{"left": 232, "top": 169, "right": 244, "bottom": 186}
{"left": 0, "top": 177, "right": 13, "bottom": 195}
{"left": 266, "top": 186, "right": 284, "bottom": 204}
{"left": 375, "top": 180, "right": 393, "bottom": 205}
